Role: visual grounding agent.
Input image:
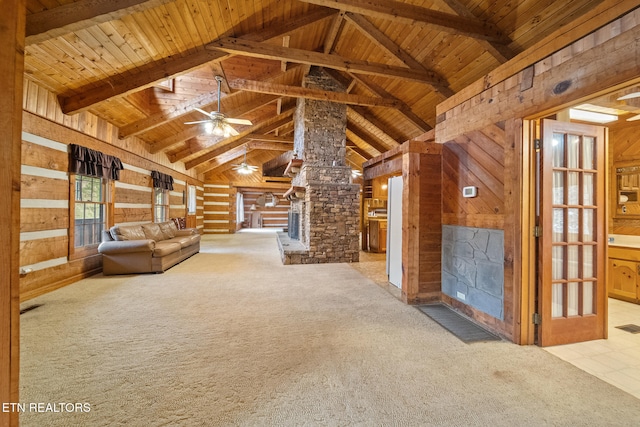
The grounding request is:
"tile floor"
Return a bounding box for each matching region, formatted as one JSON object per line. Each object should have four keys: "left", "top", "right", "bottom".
{"left": 545, "top": 298, "right": 640, "bottom": 400}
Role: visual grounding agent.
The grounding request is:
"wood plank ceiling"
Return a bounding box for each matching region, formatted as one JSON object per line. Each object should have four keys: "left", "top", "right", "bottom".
{"left": 24, "top": 0, "right": 604, "bottom": 183}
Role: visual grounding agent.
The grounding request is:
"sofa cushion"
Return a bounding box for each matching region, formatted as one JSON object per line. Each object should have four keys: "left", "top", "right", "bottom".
{"left": 165, "top": 234, "right": 200, "bottom": 249}
{"left": 142, "top": 223, "right": 165, "bottom": 241}
{"left": 152, "top": 241, "right": 181, "bottom": 257}
{"left": 158, "top": 221, "right": 178, "bottom": 239}
{"left": 110, "top": 225, "right": 146, "bottom": 241}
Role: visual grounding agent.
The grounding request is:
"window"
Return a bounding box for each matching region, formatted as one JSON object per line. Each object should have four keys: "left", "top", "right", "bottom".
{"left": 71, "top": 175, "right": 110, "bottom": 258}
{"left": 188, "top": 185, "right": 197, "bottom": 214}
{"left": 154, "top": 187, "right": 169, "bottom": 222}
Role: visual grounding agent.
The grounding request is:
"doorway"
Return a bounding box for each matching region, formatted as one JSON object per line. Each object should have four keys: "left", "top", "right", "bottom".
{"left": 525, "top": 82, "right": 640, "bottom": 347}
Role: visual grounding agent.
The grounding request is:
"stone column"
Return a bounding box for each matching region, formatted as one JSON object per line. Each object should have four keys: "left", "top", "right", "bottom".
{"left": 289, "top": 67, "right": 360, "bottom": 263}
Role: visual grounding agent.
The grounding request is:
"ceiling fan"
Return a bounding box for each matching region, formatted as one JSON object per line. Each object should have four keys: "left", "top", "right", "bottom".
{"left": 232, "top": 150, "right": 258, "bottom": 175}
{"left": 617, "top": 91, "right": 640, "bottom": 122}
{"left": 184, "top": 76, "right": 252, "bottom": 137}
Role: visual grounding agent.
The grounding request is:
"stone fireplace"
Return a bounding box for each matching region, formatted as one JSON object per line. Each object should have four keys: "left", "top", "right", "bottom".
{"left": 279, "top": 67, "right": 360, "bottom": 264}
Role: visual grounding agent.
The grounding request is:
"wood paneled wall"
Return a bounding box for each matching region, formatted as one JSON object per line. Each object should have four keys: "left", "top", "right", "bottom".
{"left": 238, "top": 186, "right": 290, "bottom": 229}
{"left": 440, "top": 120, "right": 523, "bottom": 342}
{"left": 609, "top": 123, "right": 640, "bottom": 235}
{"left": 20, "top": 83, "right": 204, "bottom": 301}
{"left": 203, "top": 183, "right": 235, "bottom": 233}
{"left": 442, "top": 123, "right": 506, "bottom": 229}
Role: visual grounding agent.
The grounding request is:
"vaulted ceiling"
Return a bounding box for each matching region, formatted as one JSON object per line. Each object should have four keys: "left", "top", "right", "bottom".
{"left": 24, "top": 0, "right": 604, "bottom": 183}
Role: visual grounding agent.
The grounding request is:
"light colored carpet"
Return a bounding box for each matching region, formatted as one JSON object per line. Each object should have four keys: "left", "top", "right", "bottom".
{"left": 19, "top": 231, "right": 640, "bottom": 426}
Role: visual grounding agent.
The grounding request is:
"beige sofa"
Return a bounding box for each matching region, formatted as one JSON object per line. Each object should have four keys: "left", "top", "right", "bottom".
{"left": 98, "top": 221, "right": 201, "bottom": 275}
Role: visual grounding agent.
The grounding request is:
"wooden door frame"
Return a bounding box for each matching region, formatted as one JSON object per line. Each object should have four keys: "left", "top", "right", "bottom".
{"left": 1, "top": 1, "right": 25, "bottom": 425}
{"left": 519, "top": 120, "right": 538, "bottom": 345}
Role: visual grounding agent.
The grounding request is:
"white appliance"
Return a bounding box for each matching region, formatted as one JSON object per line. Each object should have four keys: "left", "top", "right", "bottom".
{"left": 386, "top": 176, "right": 403, "bottom": 288}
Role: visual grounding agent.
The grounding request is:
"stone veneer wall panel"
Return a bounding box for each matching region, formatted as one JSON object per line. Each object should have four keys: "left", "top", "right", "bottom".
{"left": 442, "top": 225, "right": 504, "bottom": 320}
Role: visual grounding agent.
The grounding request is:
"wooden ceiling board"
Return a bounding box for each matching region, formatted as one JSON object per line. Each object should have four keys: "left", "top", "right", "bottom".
{"left": 21, "top": 0, "right": 607, "bottom": 177}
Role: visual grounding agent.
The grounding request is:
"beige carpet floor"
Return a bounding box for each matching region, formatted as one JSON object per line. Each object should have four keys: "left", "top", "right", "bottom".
{"left": 19, "top": 231, "right": 640, "bottom": 426}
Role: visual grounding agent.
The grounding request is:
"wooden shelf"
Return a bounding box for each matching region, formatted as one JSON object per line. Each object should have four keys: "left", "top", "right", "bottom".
{"left": 284, "top": 186, "right": 305, "bottom": 201}
{"left": 284, "top": 158, "right": 304, "bottom": 177}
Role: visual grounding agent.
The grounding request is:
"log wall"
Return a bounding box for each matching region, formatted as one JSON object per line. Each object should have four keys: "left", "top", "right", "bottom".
{"left": 20, "top": 83, "right": 204, "bottom": 301}
{"left": 203, "top": 183, "right": 235, "bottom": 233}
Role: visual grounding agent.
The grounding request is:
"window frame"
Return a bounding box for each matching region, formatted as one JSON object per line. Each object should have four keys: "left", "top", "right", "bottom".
{"left": 153, "top": 186, "right": 170, "bottom": 223}
{"left": 69, "top": 174, "right": 114, "bottom": 260}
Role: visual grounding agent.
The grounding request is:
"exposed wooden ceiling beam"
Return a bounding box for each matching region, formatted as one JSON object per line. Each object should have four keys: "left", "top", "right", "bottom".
{"left": 148, "top": 94, "right": 281, "bottom": 154}
{"left": 120, "top": 64, "right": 300, "bottom": 139}
{"left": 58, "top": 8, "right": 336, "bottom": 114}
{"left": 246, "top": 140, "right": 293, "bottom": 151}
{"left": 185, "top": 110, "right": 294, "bottom": 170}
{"left": 324, "top": 10, "right": 346, "bottom": 54}
{"left": 346, "top": 127, "right": 387, "bottom": 155}
{"left": 207, "top": 37, "right": 447, "bottom": 86}
{"left": 347, "top": 141, "right": 373, "bottom": 160}
{"left": 246, "top": 134, "right": 294, "bottom": 144}
{"left": 346, "top": 131, "right": 382, "bottom": 157}
{"left": 300, "top": 0, "right": 511, "bottom": 44}
{"left": 229, "top": 79, "right": 402, "bottom": 109}
{"left": 119, "top": 89, "right": 221, "bottom": 139}
{"left": 349, "top": 73, "right": 433, "bottom": 131}
{"left": 437, "top": 0, "right": 517, "bottom": 62}
{"left": 26, "top": 0, "right": 173, "bottom": 44}
{"left": 347, "top": 108, "right": 400, "bottom": 149}
{"left": 343, "top": 12, "right": 454, "bottom": 97}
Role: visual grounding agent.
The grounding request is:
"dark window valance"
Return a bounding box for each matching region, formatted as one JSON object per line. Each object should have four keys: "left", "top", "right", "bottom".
{"left": 151, "top": 170, "right": 174, "bottom": 190}
{"left": 69, "top": 144, "right": 124, "bottom": 180}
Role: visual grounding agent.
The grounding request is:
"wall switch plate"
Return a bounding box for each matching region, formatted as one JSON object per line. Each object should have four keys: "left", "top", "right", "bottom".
{"left": 463, "top": 186, "right": 477, "bottom": 198}
{"left": 456, "top": 291, "right": 466, "bottom": 300}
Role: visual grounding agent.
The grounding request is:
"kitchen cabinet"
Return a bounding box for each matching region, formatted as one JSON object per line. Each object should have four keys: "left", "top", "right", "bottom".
{"left": 608, "top": 246, "right": 640, "bottom": 303}
{"left": 369, "top": 218, "right": 387, "bottom": 253}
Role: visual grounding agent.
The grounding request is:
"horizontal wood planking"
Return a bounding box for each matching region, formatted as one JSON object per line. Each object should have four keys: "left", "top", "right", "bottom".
{"left": 203, "top": 183, "right": 233, "bottom": 233}
{"left": 19, "top": 99, "right": 204, "bottom": 300}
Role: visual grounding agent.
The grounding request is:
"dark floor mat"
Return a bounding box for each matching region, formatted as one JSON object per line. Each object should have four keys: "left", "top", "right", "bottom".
{"left": 417, "top": 304, "right": 501, "bottom": 343}
{"left": 615, "top": 324, "right": 640, "bottom": 334}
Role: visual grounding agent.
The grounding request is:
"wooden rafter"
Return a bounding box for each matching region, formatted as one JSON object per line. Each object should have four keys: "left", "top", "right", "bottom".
{"left": 58, "top": 8, "right": 336, "bottom": 114}
{"left": 185, "top": 110, "right": 294, "bottom": 170}
{"left": 148, "top": 93, "right": 280, "bottom": 154}
{"left": 299, "top": 0, "right": 511, "bottom": 44}
{"left": 120, "top": 65, "right": 300, "bottom": 139}
{"left": 346, "top": 127, "right": 386, "bottom": 155}
{"left": 324, "top": 10, "right": 346, "bottom": 54}
{"left": 343, "top": 12, "right": 454, "bottom": 98}
{"left": 347, "top": 107, "right": 399, "bottom": 149}
{"left": 349, "top": 73, "right": 433, "bottom": 131}
{"left": 207, "top": 37, "right": 447, "bottom": 86}
{"left": 437, "top": 0, "right": 517, "bottom": 62}
{"left": 119, "top": 89, "right": 221, "bottom": 139}
{"left": 228, "top": 79, "right": 402, "bottom": 108}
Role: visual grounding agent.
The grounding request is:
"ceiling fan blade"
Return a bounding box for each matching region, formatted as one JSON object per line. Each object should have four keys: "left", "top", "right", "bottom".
{"left": 194, "top": 107, "right": 212, "bottom": 117}
{"left": 225, "top": 118, "right": 253, "bottom": 126}
{"left": 224, "top": 124, "right": 239, "bottom": 136}
{"left": 627, "top": 113, "right": 640, "bottom": 122}
{"left": 184, "top": 120, "right": 211, "bottom": 125}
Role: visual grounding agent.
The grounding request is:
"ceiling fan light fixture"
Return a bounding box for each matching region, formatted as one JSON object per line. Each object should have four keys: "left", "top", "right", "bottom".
{"left": 237, "top": 164, "right": 254, "bottom": 175}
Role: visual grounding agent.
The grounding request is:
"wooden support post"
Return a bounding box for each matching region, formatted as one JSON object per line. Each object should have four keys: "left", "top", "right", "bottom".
{"left": 401, "top": 141, "right": 443, "bottom": 304}
{"left": 0, "top": 0, "right": 25, "bottom": 425}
